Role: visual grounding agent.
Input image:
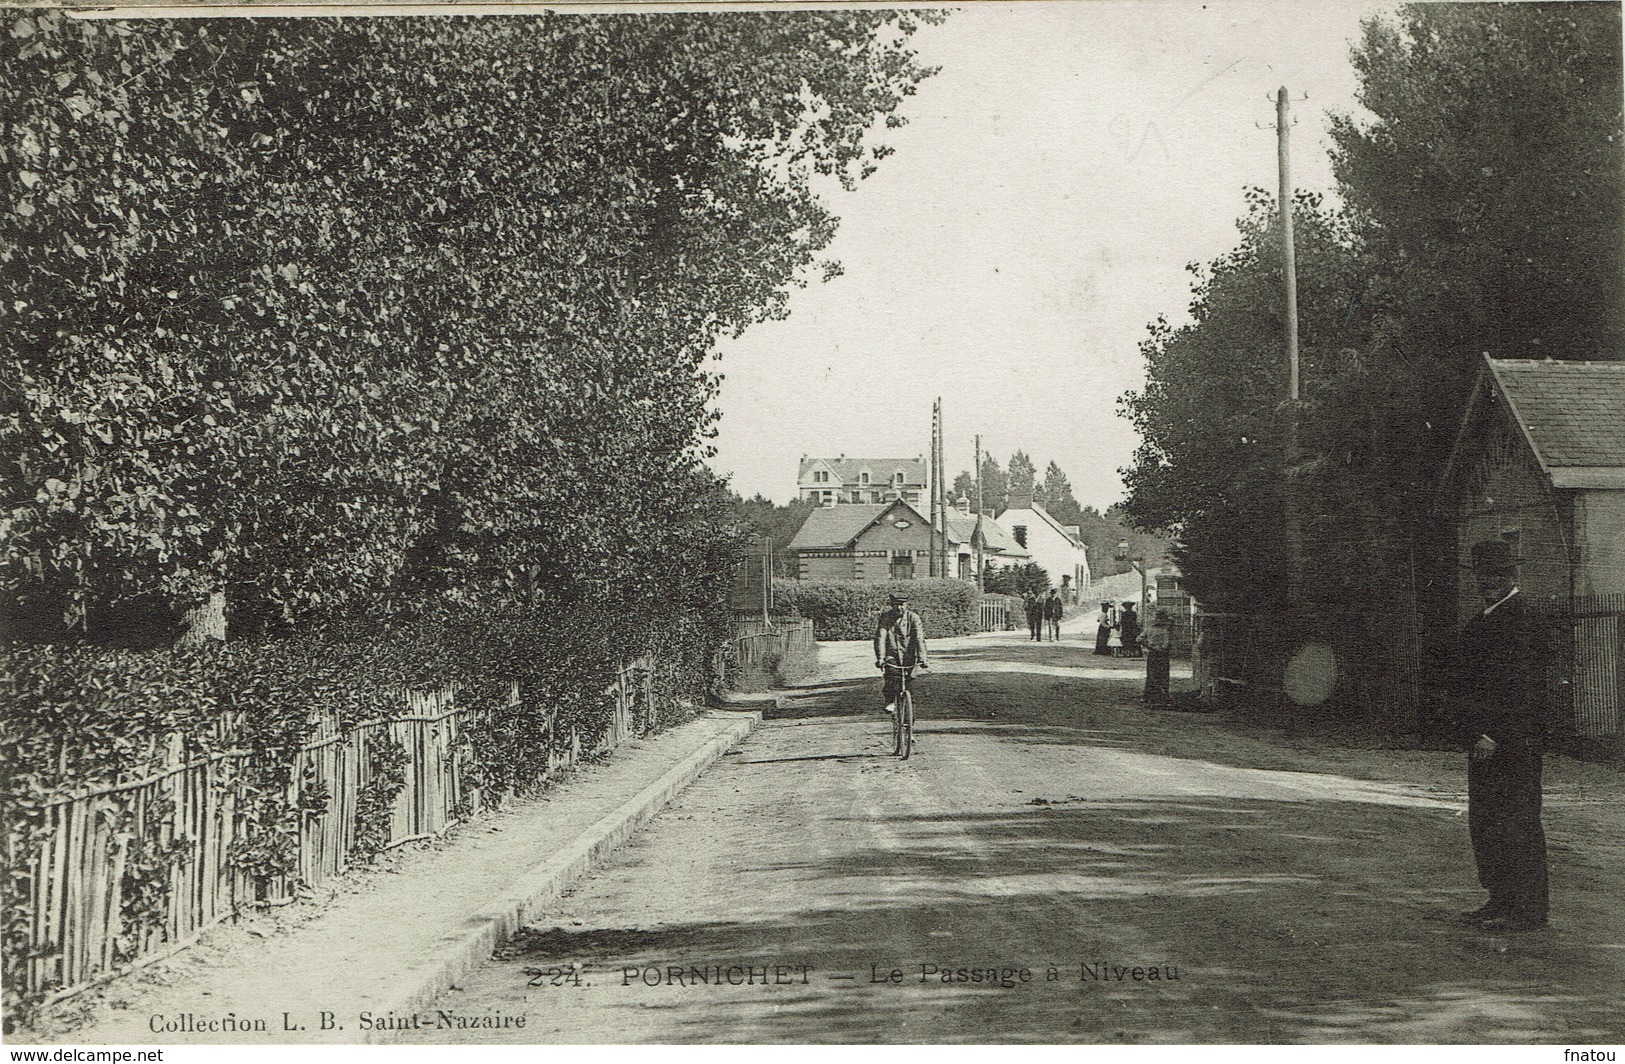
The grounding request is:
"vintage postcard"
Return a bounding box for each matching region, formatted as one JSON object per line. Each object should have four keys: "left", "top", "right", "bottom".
{"left": 2, "top": 0, "right": 1622, "bottom": 1052}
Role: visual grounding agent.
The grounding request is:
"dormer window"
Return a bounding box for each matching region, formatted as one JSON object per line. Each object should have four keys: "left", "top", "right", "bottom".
{"left": 859, "top": 472, "right": 870, "bottom": 486}
{"left": 894, "top": 472, "right": 905, "bottom": 486}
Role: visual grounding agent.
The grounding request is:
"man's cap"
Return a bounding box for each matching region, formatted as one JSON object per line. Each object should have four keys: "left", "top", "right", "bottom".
{"left": 888, "top": 592, "right": 907, "bottom": 605}
{"left": 1469, "top": 539, "right": 1520, "bottom": 574}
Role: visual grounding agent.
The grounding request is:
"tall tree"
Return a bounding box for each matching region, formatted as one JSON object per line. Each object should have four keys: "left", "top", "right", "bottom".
{"left": 1007, "top": 451, "right": 1038, "bottom": 500}
{"left": 1121, "top": 190, "right": 1372, "bottom": 608}
{"left": 978, "top": 454, "right": 1008, "bottom": 513}
{"left": 1121, "top": 3, "right": 1621, "bottom": 719}
{"left": 1331, "top": 2, "right": 1624, "bottom": 376}
{"left": 1038, "top": 461, "right": 1083, "bottom": 525}
{"left": 0, "top": 12, "right": 939, "bottom": 640}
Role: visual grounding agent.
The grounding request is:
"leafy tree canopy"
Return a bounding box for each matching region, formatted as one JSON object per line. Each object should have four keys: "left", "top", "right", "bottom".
{"left": 1007, "top": 450, "right": 1038, "bottom": 499}
{"left": 0, "top": 11, "right": 938, "bottom": 640}
{"left": 1120, "top": 1, "right": 1621, "bottom": 621}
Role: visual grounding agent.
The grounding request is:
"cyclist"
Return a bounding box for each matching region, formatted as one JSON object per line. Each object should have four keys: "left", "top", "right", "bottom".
{"left": 875, "top": 591, "right": 929, "bottom": 715}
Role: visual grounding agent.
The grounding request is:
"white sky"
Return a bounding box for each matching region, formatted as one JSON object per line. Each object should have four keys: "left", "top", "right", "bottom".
{"left": 706, "top": 0, "right": 1393, "bottom": 509}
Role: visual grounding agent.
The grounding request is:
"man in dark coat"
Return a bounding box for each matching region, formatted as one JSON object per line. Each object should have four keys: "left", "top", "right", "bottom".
{"left": 1454, "top": 539, "right": 1549, "bottom": 932}
{"left": 1025, "top": 593, "right": 1044, "bottom": 641}
{"left": 1043, "top": 588, "right": 1064, "bottom": 641}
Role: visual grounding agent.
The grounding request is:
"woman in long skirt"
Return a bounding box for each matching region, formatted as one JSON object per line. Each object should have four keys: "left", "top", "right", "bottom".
{"left": 1093, "top": 602, "right": 1114, "bottom": 655}
{"left": 1141, "top": 610, "right": 1173, "bottom": 705}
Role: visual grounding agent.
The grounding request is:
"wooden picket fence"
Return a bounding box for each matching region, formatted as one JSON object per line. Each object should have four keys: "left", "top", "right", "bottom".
{"left": 730, "top": 617, "right": 815, "bottom": 667}
{"left": 16, "top": 658, "right": 654, "bottom": 1003}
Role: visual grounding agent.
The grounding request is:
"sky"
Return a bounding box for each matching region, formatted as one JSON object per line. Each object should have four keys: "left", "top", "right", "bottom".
{"left": 704, "top": 0, "right": 1394, "bottom": 509}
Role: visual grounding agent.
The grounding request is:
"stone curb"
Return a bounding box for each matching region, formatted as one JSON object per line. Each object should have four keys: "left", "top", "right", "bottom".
{"left": 359, "top": 711, "right": 759, "bottom": 1039}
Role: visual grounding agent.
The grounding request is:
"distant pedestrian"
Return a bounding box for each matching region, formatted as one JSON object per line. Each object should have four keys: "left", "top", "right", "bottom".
{"left": 1094, "top": 602, "right": 1115, "bottom": 656}
{"left": 1140, "top": 610, "right": 1173, "bottom": 705}
{"left": 1453, "top": 539, "right": 1549, "bottom": 932}
{"left": 1117, "top": 602, "right": 1141, "bottom": 657}
{"left": 1043, "top": 589, "right": 1063, "bottom": 641}
{"left": 1025, "top": 593, "right": 1044, "bottom": 641}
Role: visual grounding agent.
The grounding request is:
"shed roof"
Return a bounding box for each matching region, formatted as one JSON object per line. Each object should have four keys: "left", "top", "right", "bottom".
{"left": 786, "top": 499, "right": 938, "bottom": 551}
{"left": 1489, "top": 359, "right": 1625, "bottom": 469}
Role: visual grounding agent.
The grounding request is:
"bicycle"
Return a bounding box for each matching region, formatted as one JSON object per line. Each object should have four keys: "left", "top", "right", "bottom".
{"left": 883, "top": 661, "right": 919, "bottom": 759}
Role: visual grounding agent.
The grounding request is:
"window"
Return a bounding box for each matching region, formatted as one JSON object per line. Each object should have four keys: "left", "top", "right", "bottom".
{"left": 894, "top": 472, "right": 905, "bottom": 486}
{"left": 890, "top": 551, "right": 914, "bottom": 580}
{"left": 859, "top": 472, "right": 870, "bottom": 486}
{"left": 959, "top": 555, "right": 972, "bottom": 579}
{"left": 813, "top": 470, "right": 829, "bottom": 483}
{"left": 1013, "top": 525, "right": 1028, "bottom": 548}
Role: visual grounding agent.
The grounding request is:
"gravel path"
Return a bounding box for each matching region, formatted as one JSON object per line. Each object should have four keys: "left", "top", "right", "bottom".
{"left": 417, "top": 632, "right": 1625, "bottom": 1044}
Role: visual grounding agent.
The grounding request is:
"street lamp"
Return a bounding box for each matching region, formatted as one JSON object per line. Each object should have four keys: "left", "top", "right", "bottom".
{"left": 1117, "top": 540, "right": 1148, "bottom": 616}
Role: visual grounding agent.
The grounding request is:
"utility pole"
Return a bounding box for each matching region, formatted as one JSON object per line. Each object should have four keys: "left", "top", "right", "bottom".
{"left": 1278, "top": 86, "right": 1304, "bottom": 615}
{"left": 1278, "top": 86, "right": 1306, "bottom": 737}
{"left": 929, "top": 400, "right": 940, "bottom": 578}
{"left": 973, "top": 435, "right": 985, "bottom": 591}
{"left": 936, "top": 398, "right": 950, "bottom": 582}
{"left": 761, "top": 534, "right": 772, "bottom": 626}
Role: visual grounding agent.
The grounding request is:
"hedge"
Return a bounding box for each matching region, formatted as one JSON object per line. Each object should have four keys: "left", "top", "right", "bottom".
{"left": 771, "top": 579, "right": 979, "bottom": 640}
{"left": 0, "top": 601, "right": 724, "bottom": 1016}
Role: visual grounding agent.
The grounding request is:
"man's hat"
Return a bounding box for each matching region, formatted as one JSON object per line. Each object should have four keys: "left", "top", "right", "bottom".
{"left": 1469, "top": 539, "right": 1519, "bottom": 574}
{"left": 888, "top": 592, "right": 908, "bottom": 605}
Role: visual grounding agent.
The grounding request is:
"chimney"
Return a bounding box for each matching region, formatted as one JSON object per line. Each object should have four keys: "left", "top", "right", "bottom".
{"left": 954, "top": 495, "right": 971, "bottom": 516}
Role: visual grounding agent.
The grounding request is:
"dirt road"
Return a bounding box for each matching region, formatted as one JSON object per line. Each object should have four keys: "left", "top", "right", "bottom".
{"left": 413, "top": 632, "right": 1625, "bottom": 1044}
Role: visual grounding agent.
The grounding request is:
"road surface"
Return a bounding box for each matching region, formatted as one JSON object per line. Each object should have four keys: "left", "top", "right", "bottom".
{"left": 411, "top": 631, "right": 1625, "bottom": 1044}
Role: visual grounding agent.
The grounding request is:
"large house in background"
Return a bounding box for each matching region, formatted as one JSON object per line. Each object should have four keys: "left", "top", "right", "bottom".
{"left": 997, "top": 493, "right": 1091, "bottom": 597}
{"left": 798, "top": 455, "right": 928, "bottom": 508}
{"left": 1439, "top": 356, "right": 1625, "bottom": 748}
{"left": 787, "top": 498, "right": 1030, "bottom": 582}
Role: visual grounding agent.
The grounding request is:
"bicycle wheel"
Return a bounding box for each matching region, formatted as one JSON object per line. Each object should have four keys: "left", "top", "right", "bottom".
{"left": 898, "top": 691, "right": 914, "bottom": 760}
{"left": 892, "top": 690, "right": 905, "bottom": 756}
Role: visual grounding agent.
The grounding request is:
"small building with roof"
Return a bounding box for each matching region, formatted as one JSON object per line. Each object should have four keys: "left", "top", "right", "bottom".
{"left": 786, "top": 497, "right": 1029, "bottom": 582}
{"left": 996, "top": 492, "right": 1091, "bottom": 599}
{"left": 1439, "top": 356, "right": 1625, "bottom": 746}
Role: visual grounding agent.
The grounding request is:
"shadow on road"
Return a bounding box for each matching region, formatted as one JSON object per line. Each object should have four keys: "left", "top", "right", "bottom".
{"left": 436, "top": 635, "right": 1625, "bottom": 1046}
{"left": 493, "top": 789, "right": 1620, "bottom": 1043}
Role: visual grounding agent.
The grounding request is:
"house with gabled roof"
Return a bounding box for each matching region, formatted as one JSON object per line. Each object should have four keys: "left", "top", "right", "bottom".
{"left": 1439, "top": 356, "right": 1625, "bottom": 747}
{"left": 996, "top": 492, "right": 1091, "bottom": 599}
{"left": 942, "top": 496, "right": 1032, "bottom": 580}
{"left": 786, "top": 497, "right": 1029, "bottom": 582}
{"left": 798, "top": 455, "right": 928, "bottom": 508}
